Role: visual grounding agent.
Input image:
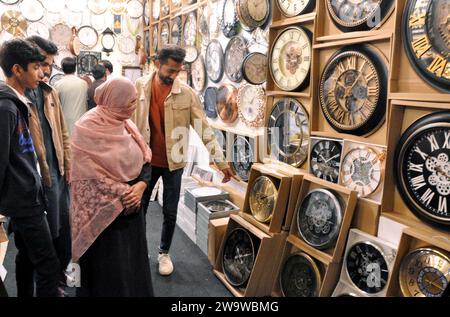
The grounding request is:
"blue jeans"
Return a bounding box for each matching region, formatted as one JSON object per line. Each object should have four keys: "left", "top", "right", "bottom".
{"left": 142, "top": 166, "right": 184, "bottom": 253}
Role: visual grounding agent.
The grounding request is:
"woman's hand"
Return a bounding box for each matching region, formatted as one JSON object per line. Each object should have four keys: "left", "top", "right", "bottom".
{"left": 122, "top": 181, "right": 147, "bottom": 212}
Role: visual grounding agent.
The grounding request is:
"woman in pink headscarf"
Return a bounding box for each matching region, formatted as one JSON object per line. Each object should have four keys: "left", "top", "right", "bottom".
{"left": 69, "top": 77, "right": 153, "bottom": 297}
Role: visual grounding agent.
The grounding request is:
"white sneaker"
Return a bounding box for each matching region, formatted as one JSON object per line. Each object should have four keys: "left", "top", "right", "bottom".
{"left": 158, "top": 253, "right": 174, "bottom": 276}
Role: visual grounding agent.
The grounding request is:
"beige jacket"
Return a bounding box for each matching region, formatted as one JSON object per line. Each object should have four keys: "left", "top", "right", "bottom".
{"left": 132, "top": 72, "right": 228, "bottom": 172}
{"left": 28, "top": 83, "right": 71, "bottom": 187}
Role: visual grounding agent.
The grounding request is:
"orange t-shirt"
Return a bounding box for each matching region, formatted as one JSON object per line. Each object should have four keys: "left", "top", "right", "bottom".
{"left": 149, "top": 75, "right": 172, "bottom": 168}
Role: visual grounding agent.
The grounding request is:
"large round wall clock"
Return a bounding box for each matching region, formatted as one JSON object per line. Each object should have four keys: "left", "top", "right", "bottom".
{"left": 394, "top": 111, "right": 450, "bottom": 228}
{"left": 221, "top": 0, "right": 240, "bottom": 38}
{"left": 88, "top": 0, "right": 109, "bottom": 15}
{"left": 280, "top": 252, "right": 322, "bottom": 297}
{"left": 205, "top": 40, "right": 224, "bottom": 83}
{"left": 50, "top": 23, "right": 72, "bottom": 49}
{"left": 191, "top": 55, "right": 206, "bottom": 92}
{"left": 222, "top": 228, "right": 258, "bottom": 287}
{"left": 399, "top": 248, "right": 450, "bottom": 297}
{"left": 276, "top": 0, "right": 316, "bottom": 18}
{"left": 1, "top": 11, "right": 27, "bottom": 37}
{"left": 266, "top": 98, "right": 310, "bottom": 168}
{"left": 232, "top": 135, "right": 253, "bottom": 182}
{"left": 203, "top": 87, "right": 218, "bottom": 119}
{"left": 326, "top": 0, "right": 394, "bottom": 32}
{"left": 269, "top": 26, "right": 312, "bottom": 92}
{"left": 160, "top": 20, "right": 170, "bottom": 46}
{"left": 170, "top": 17, "right": 181, "bottom": 45}
{"left": 345, "top": 241, "right": 389, "bottom": 294}
{"left": 77, "top": 26, "right": 99, "bottom": 49}
{"left": 118, "top": 35, "right": 135, "bottom": 55}
{"left": 242, "top": 52, "right": 267, "bottom": 85}
{"left": 27, "top": 22, "right": 50, "bottom": 39}
{"left": 249, "top": 176, "right": 278, "bottom": 223}
{"left": 216, "top": 84, "right": 238, "bottom": 124}
{"left": 297, "top": 189, "right": 343, "bottom": 250}
{"left": 77, "top": 51, "right": 102, "bottom": 75}
{"left": 237, "top": 84, "right": 266, "bottom": 128}
{"left": 224, "top": 36, "right": 248, "bottom": 83}
{"left": 319, "top": 45, "right": 388, "bottom": 136}
{"left": 310, "top": 139, "right": 342, "bottom": 184}
{"left": 183, "top": 12, "right": 197, "bottom": 47}
{"left": 236, "top": 0, "right": 270, "bottom": 31}
{"left": 341, "top": 146, "right": 384, "bottom": 198}
{"left": 127, "top": 0, "right": 144, "bottom": 19}
{"left": 19, "top": 0, "right": 45, "bottom": 22}
{"left": 402, "top": 0, "right": 450, "bottom": 93}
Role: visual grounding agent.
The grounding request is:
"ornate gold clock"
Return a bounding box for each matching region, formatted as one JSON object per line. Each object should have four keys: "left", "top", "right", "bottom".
{"left": 249, "top": 176, "right": 278, "bottom": 223}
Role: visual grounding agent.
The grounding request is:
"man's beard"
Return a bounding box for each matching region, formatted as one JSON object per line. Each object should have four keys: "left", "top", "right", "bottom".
{"left": 158, "top": 72, "right": 174, "bottom": 85}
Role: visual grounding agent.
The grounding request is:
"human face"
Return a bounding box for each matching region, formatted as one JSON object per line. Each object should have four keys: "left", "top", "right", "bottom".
{"left": 156, "top": 58, "right": 183, "bottom": 86}
{"left": 18, "top": 62, "right": 44, "bottom": 89}
{"left": 39, "top": 54, "right": 55, "bottom": 78}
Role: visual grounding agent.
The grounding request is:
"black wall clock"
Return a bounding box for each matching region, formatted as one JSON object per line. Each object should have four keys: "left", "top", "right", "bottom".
{"left": 77, "top": 51, "right": 102, "bottom": 75}
{"left": 310, "top": 139, "right": 342, "bottom": 183}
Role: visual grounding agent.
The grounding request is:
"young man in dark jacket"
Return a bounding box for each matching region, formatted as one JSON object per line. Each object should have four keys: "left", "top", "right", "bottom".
{"left": 0, "top": 39, "right": 61, "bottom": 297}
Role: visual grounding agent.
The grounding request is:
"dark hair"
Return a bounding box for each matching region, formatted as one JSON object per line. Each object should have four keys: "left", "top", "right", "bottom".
{"left": 157, "top": 45, "right": 186, "bottom": 64}
{"left": 26, "top": 36, "right": 58, "bottom": 55}
{"left": 61, "top": 57, "right": 77, "bottom": 74}
{"left": 99, "top": 60, "right": 113, "bottom": 74}
{"left": 0, "top": 38, "right": 45, "bottom": 77}
{"left": 92, "top": 64, "right": 106, "bottom": 80}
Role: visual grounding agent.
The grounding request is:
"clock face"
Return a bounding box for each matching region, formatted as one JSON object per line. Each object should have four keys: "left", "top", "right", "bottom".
{"left": 78, "top": 52, "right": 101, "bottom": 75}
{"left": 326, "top": 0, "right": 394, "bottom": 32}
{"left": 77, "top": 26, "right": 98, "bottom": 49}
{"left": 184, "top": 45, "right": 198, "bottom": 63}
{"left": 170, "top": 17, "right": 181, "bottom": 45}
{"left": 127, "top": 0, "right": 144, "bottom": 19}
{"left": 160, "top": 21, "right": 169, "bottom": 46}
{"left": 118, "top": 35, "right": 135, "bottom": 54}
{"left": 319, "top": 45, "right": 387, "bottom": 136}
{"left": 205, "top": 40, "right": 224, "bottom": 83}
{"left": 214, "top": 129, "right": 227, "bottom": 158}
{"left": 270, "top": 26, "right": 312, "bottom": 91}
{"left": 232, "top": 136, "right": 253, "bottom": 182}
{"left": 191, "top": 55, "right": 206, "bottom": 92}
{"left": 402, "top": 0, "right": 450, "bottom": 93}
{"left": 280, "top": 252, "right": 322, "bottom": 297}
{"left": 152, "top": 0, "right": 160, "bottom": 20}
{"left": 394, "top": 112, "right": 450, "bottom": 228}
{"left": 310, "top": 139, "right": 342, "bottom": 183}
{"left": 101, "top": 34, "right": 115, "bottom": 50}
{"left": 276, "top": 0, "right": 315, "bottom": 17}
{"left": 237, "top": 0, "right": 270, "bottom": 31}
{"left": 249, "top": 176, "right": 278, "bottom": 223}
{"left": 345, "top": 242, "right": 389, "bottom": 294}
{"left": 267, "top": 98, "right": 310, "bottom": 167}
{"left": 216, "top": 84, "right": 238, "bottom": 124}
{"left": 50, "top": 23, "right": 72, "bottom": 49}
{"left": 203, "top": 87, "right": 218, "bottom": 119}
{"left": 399, "top": 248, "right": 450, "bottom": 297}
{"left": 237, "top": 84, "right": 266, "bottom": 128}
{"left": 27, "top": 22, "right": 50, "bottom": 39}
{"left": 20, "top": 0, "right": 45, "bottom": 22}
{"left": 221, "top": 0, "right": 239, "bottom": 38}
{"left": 341, "top": 147, "right": 383, "bottom": 197}
{"left": 222, "top": 228, "right": 257, "bottom": 287}
{"left": 297, "top": 189, "right": 343, "bottom": 250}
{"left": 225, "top": 36, "right": 248, "bottom": 83}
{"left": 242, "top": 52, "right": 268, "bottom": 85}
{"left": 183, "top": 12, "right": 197, "bottom": 47}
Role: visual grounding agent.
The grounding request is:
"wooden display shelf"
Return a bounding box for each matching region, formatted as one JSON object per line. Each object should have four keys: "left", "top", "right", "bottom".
{"left": 289, "top": 174, "right": 358, "bottom": 264}
{"left": 213, "top": 214, "right": 287, "bottom": 297}
{"left": 382, "top": 99, "right": 450, "bottom": 233}
{"left": 270, "top": 13, "right": 316, "bottom": 29}
{"left": 271, "top": 236, "right": 341, "bottom": 297}
{"left": 386, "top": 226, "right": 450, "bottom": 297}
{"left": 240, "top": 163, "right": 292, "bottom": 235}
{"left": 314, "top": 0, "right": 396, "bottom": 42}
{"left": 208, "top": 217, "right": 229, "bottom": 267}
{"left": 266, "top": 91, "right": 311, "bottom": 98}
{"left": 270, "top": 0, "right": 316, "bottom": 25}
{"left": 181, "top": 1, "right": 197, "bottom": 14}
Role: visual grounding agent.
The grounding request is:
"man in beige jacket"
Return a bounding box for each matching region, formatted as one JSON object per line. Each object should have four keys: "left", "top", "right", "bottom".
{"left": 132, "top": 45, "right": 234, "bottom": 276}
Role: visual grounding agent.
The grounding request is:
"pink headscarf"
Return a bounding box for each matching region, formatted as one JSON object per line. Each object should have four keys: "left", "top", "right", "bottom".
{"left": 70, "top": 77, "right": 152, "bottom": 262}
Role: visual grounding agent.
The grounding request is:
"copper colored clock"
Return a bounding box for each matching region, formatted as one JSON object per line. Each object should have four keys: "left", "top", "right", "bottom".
{"left": 216, "top": 84, "right": 238, "bottom": 124}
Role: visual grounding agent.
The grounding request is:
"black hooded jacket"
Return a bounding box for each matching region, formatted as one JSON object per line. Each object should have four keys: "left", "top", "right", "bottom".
{"left": 0, "top": 82, "right": 45, "bottom": 218}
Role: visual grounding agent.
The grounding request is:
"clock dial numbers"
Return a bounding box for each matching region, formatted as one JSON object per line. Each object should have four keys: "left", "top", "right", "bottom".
{"left": 267, "top": 98, "right": 310, "bottom": 167}
{"left": 249, "top": 176, "right": 278, "bottom": 223}
{"left": 231, "top": 135, "right": 253, "bottom": 182}
{"left": 276, "top": 0, "right": 315, "bottom": 18}
{"left": 341, "top": 147, "right": 383, "bottom": 197}
{"left": 345, "top": 242, "right": 389, "bottom": 294}
{"left": 237, "top": 0, "right": 270, "bottom": 31}
{"left": 205, "top": 40, "right": 224, "bottom": 83}
{"left": 237, "top": 84, "right": 266, "bottom": 128}
{"left": 225, "top": 36, "right": 248, "bottom": 83}
{"left": 270, "top": 27, "right": 312, "bottom": 91}
{"left": 242, "top": 52, "right": 268, "bottom": 85}
{"left": 400, "top": 248, "right": 450, "bottom": 297}
{"left": 403, "top": 0, "right": 450, "bottom": 93}
{"left": 310, "top": 140, "right": 342, "bottom": 183}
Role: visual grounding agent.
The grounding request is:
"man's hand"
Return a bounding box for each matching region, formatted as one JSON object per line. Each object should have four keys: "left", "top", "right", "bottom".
{"left": 122, "top": 181, "right": 147, "bottom": 212}
{"left": 221, "top": 168, "right": 235, "bottom": 183}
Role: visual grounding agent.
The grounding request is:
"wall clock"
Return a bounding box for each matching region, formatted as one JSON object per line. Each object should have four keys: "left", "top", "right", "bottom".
{"left": 88, "top": 0, "right": 109, "bottom": 15}
{"left": 237, "top": 83, "right": 266, "bottom": 128}
{"left": 152, "top": 25, "right": 158, "bottom": 53}
{"left": 118, "top": 35, "right": 136, "bottom": 55}
{"left": 250, "top": 175, "right": 278, "bottom": 223}
{"left": 191, "top": 55, "right": 206, "bottom": 92}
{"left": 127, "top": 0, "right": 144, "bottom": 19}
{"left": 208, "top": 2, "right": 221, "bottom": 39}
{"left": 160, "top": 20, "right": 170, "bottom": 46}
{"left": 160, "top": 0, "right": 170, "bottom": 17}
{"left": 310, "top": 139, "right": 343, "bottom": 184}
{"left": 297, "top": 189, "right": 343, "bottom": 250}
{"left": 221, "top": 0, "right": 239, "bottom": 38}
{"left": 276, "top": 0, "right": 315, "bottom": 18}
{"left": 0, "top": 0, "right": 20, "bottom": 4}
{"left": 101, "top": 27, "right": 116, "bottom": 53}
{"left": 1, "top": 10, "right": 27, "bottom": 37}
{"left": 205, "top": 40, "right": 224, "bottom": 83}
{"left": 394, "top": 111, "right": 450, "bottom": 228}
{"left": 402, "top": 0, "right": 450, "bottom": 93}
{"left": 203, "top": 87, "right": 218, "bottom": 119}
{"left": 242, "top": 52, "right": 267, "bottom": 85}
{"left": 170, "top": 16, "right": 181, "bottom": 46}
{"left": 198, "top": 6, "right": 210, "bottom": 48}
{"left": 326, "top": 0, "right": 394, "bottom": 32}
{"left": 41, "top": 0, "right": 65, "bottom": 13}
{"left": 267, "top": 98, "right": 310, "bottom": 167}
{"left": 77, "top": 26, "right": 99, "bottom": 49}
{"left": 183, "top": 12, "right": 197, "bottom": 47}
{"left": 184, "top": 46, "right": 199, "bottom": 63}
{"left": 50, "top": 23, "right": 72, "bottom": 49}
{"left": 27, "top": 21, "right": 50, "bottom": 39}
{"left": 49, "top": 73, "right": 64, "bottom": 86}
{"left": 280, "top": 252, "right": 322, "bottom": 297}
{"left": 152, "top": 0, "right": 160, "bottom": 20}
{"left": 19, "top": 0, "right": 44, "bottom": 22}
{"left": 77, "top": 51, "right": 102, "bottom": 75}
{"left": 236, "top": 0, "right": 270, "bottom": 31}
{"left": 341, "top": 146, "right": 384, "bottom": 198}
{"left": 69, "top": 27, "right": 81, "bottom": 56}
{"left": 399, "top": 248, "right": 450, "bottom": 297}
{"left": 269, "top": 26, "right": 312, "bottom": 91}
{"left": 224, "top": 36, "right": 248, "bottom": 83}
{"left": 216, "top": 84, "right": 238, "bottom": 124}
{"left": 222, "top": 228, "right": 258, "bottom": 287}
{"left": 143, "top": 0, "right": 150, "bottom": 26}
{"left": 319, "top": 45, "right": 387, "bottom": 136}
{"left": 232, "top": 135, "right": 254, "bottom": 182}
